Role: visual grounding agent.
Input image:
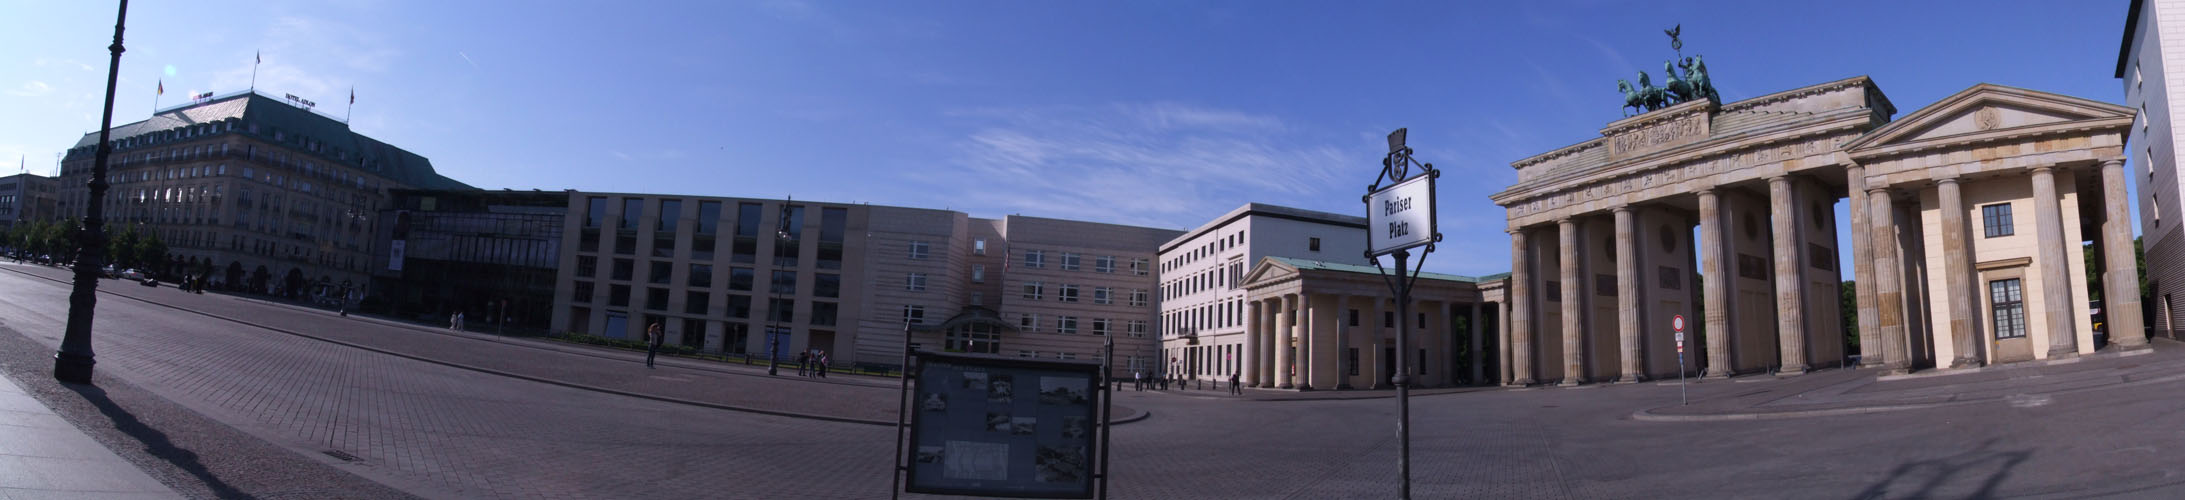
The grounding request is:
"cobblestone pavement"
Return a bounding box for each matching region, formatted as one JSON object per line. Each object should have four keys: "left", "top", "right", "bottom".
{"left": 7, "top": 261, "right": 2185, "bottom": 499}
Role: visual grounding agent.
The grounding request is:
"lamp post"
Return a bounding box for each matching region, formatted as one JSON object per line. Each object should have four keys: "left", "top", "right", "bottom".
{"left": 766, "top": 196, "right": 792, "bottom": 376}
{"left": 1363, "top": 128, "right": 1440, "bottom": 500}
{"left": 55, "top": 0, "right": 129, "bottom": 384}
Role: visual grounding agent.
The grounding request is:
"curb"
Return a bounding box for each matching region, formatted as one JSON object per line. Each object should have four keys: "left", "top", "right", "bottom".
{"left": 0, "top": 265, "right": 1165, "bottom": 427}
{"left": 1632, "top": 360, "right": 2185, "bottom": 422}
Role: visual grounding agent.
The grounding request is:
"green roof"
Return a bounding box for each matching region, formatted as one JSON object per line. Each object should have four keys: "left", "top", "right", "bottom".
{"left": 1268, "top": 256, "right": 1502, "bottom": 283}
{"left": 70, "top": 91, "right": 469, "bottom": 190}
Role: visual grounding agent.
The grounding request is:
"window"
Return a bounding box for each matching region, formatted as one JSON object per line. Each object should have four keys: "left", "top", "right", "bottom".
{"left": 814, "top": 274, "right": 840, "bottom": 298}
{"left": 1061, "top": 253, "right": 1081, "bottom": 271}
{"left": 689, "top": 264, "right": 713, "bottom": 288}
{"left": 576, "top": 256, "right": 597, "bottom": 278}
{"left": 907, "top": 273, "right": 928, "bottom": 291}
{"left": 1092, "top": 287, "right": 1113, "bottom": 305}
{"left": 1024, "top": 250, "right": 1045, "bottom": 268}
{"left": 1990, "top": 278, "right": 2026, "bottom": 339}
{"left": 725, "top": 295, "right": 751, "bottom": 318}
{"left": 1058, "top": 316, "right": 1079, "bottom": 334}
{"left": 1129, "top": 289, "right": 1148, "bottom": 307}
{"left": 1309, "top": 237, "right": 1321, "bottom": 252}
{"left": 969, "top": 292, "right": 983, "bottom": 305}
{"left": 1095, "top": 256, "right": 1115, "bottom": 273}
{"left": 772, "top": 271, "right": 797, "bottom": 295}
{"left": 769, "top": 298, "right": 796, "bottom": 322}
{"left": 1092, "top": 318, "right": 1111, "bottom": 336}
{"left": 1132, "top": 258, "right": 1149, "bottom": 275}
{"left": 685, "top": 291, "right": 709, "bottom": 315}
{"left": 1127, "top": 320, "right": 1148, "bottom": 338}
{"left": 811, "top": 302, "right": 838, "bottom": 326}
{"left": 1981, "top": 203, "right": 2014, "bottom": 238}
{"left": 1020, "top": 313, "right": 1039, "bottom": 332}
{"left": 657, "top": 199, "right": 681, "bottom": 232}
{"left": 573, "top": 281, "right": 595, "bottom": 303}
{"left": 909, "top": 241, "right": 930, "bottom": 260}
{"left": 972, "top": 264, "right": 985, "bottom": 283}
{"left": 645, "top": 288, "right": 669, "bottom": 311}
{"left": 612, "top": 259, "right": 634, "bottom": 281}
{"left": 1348, "top": 309, "right": 1360, "bottom": 327}
{"left": 650, "top": 261, "right": 672, "bottom": 284}
{"left": 729, "top": 267, "right": 754, "bottom": 291}
{"left": 1059, "top": 284, "right": 1080, "bottom": 302}
{"left": 621, "top": 198, "right": 643, "bottom": 230}
{"left": 1384, "top": 311, "right": 1395, "bottom": 328}
{"left": 1022, "top": 281, "right": 1045, "bottom": 300}
{"left": 974, "top": 238, "right": 986, "bottom": 255}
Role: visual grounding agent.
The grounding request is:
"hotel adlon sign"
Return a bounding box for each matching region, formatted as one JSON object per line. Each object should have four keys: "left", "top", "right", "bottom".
{"left": 1367, "top": 129, "right": 1437, "bottom": 257}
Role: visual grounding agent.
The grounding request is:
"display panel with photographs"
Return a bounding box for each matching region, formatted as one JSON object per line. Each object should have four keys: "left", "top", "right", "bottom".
{"left": 904, "top": 352, "right": 1102, "bottom": 499}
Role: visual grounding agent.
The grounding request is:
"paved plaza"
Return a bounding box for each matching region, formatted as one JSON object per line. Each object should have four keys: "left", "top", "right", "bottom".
{"left": 4, "top": 261, "right": 2185, "bottom": 499}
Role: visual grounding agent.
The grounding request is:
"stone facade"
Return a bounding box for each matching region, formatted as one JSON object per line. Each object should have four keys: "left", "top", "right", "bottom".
{"left": 1236, "top": 257, "right": 1506, "bottom": 389}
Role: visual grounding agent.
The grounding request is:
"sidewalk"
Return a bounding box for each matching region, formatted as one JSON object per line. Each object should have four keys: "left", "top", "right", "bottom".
{"left": 0, "top": 375, "right": 180, "bottom": 499}
{"left": 1634, "top": 339, "right": 2184, "bottom": 421}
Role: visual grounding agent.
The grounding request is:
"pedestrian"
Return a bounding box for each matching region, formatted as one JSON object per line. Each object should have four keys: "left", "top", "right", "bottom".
{"left": 818, "top": 350, "right": 830, "bottom": 378}
{"left": 796, "top": 351, "right": 810, "bottom": 377}
{"left": 644, "top": 322, "right": 664, "bottom": 368}
{"left": 450, "top": 312, "right": 461, "bottom": 331}
{"left": 1134, "top": 370, "right": 1144, "bottom": 392}
{"left": 1230, "top": 371, "right": 1241, "bottom": 395}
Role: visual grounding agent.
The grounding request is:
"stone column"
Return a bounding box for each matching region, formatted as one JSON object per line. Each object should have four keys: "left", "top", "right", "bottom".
{"left": 1870, "top": 188, "right": 1912, "bottom": 374}
{"left": 1509, "top": 229, "right": 1535, "bottom": 385}
{"left": 2031, "top": 166, "right": 2080, "bottom": 358}
{"left": 1275, "top": 294, "right": 1295, "bottom": 388}
{"left": 1245, "top": 300, "right": 1262, "bottom": 387}
{"left": 1336, "top": 294, "right": 1353, "bottom": 389}
{"left": 1370, "top": 296, "right": 1386, "bottom": 388}
{"left": 2101, "top": 159, "right": 2151, "bottom": 349}
{"left": 1559, "top": 218, "right": 1587, "bottom": 386}
{"left": 1261, "top": 298, "right": 1277, "bottom": 385}
{"left": 1469, "top": 301, "right": 1485, "bottom": 385}
{"left": 1700, "top": 188, "right": 1735, "bottom": 378}
{"left": 1937, "top": 176, "right": 1981, "bottom": 368}
{"left": 1847, "top": 165, "right": 1881, "bottom": 367}
{"left": 1296, "top": 294, "right": 1315, "bottom": 390}
{"left": 1614, "top": 205, "right": 1644, "bottom": 382}
{"left": 1499, "top": 300, "right": 1512, "bottom": 385}
{"left": 1768, "top": 176, "right": 1810, "bottom": 375}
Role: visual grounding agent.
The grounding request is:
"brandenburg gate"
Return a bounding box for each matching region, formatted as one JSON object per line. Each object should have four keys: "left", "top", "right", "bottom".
{"left": 1490, "top": 76, "right": 2150, "bottom": 385}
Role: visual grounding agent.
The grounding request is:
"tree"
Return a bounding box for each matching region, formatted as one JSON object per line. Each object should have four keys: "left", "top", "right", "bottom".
{"left": 2085, "top": 236, "right": 2151, "bottom": 302}
{"left": 134, "top": 232, "right": 168, "bottom": 276}
{"left": 1841, "top": 280, "right": 1860, "bottom": 356}
{"left": 107, "top": 224, "right": 138, "bottom": 269}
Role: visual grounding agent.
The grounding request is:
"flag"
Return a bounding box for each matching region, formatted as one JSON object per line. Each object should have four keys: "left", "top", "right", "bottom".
{"left": 350, "top": 87, "right": 355, "bottom": 105}
{"left": 157, "top": 80, "right": 163, "bottom": 96}
{"left": 256, "top": 51, "right": 261, "bottom": 64}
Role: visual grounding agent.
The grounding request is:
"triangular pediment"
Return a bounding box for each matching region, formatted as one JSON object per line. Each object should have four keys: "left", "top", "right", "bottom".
{"left": 1845, "top": 83, "right": 2132, "bottom": 154}
{"left": 1237, "top": 257, "right": 1300, "bottom": 289}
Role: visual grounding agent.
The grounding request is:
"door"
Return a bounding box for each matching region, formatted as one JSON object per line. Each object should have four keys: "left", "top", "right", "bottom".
{"left": 1382, "top": 346, "right": 1396, "bottom": 387}
{"left": 767, "top": 327, "right": 793, "bottom": 362}
{"left": 1989, "top": 278, "right": 2034, "bottom": 363}
{"left": 603, "top": 312, "right": 629, "bottom": 339}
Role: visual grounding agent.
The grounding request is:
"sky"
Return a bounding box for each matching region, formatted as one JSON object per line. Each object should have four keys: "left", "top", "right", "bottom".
{"left": 0, "top": 0, "right": 2137, "bottom": 277}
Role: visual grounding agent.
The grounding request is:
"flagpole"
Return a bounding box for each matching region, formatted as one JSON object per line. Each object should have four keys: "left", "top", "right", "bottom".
{"left": 345, "top": 86, "right": 354, "bottom": 124}
{"left": 250, "top": 51, "right": 259, "bottom": 93}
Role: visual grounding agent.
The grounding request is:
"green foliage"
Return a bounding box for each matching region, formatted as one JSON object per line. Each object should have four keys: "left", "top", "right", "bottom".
{"left": 2084, "top": 236, "right": 2151, "bottom": 302}
{"left": 1841, "top": 280, "right": 1860, "bottom": 354}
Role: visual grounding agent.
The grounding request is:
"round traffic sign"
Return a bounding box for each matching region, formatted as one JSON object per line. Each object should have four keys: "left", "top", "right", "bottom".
{"left": 1672, "top": 314, "right": 1686, "bottom": 333}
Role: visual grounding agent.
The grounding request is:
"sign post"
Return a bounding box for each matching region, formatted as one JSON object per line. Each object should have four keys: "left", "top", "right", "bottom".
{"left": 1363, "top": 128, "right": 1440, "bottom": 500}
{"left": 1673, "top": 314, "right": 1686, "bottom": 406}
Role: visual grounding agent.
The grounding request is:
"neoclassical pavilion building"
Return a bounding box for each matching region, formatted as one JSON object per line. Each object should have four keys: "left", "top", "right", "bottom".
{"left": 1491, "top": 77, "right": 2149, "bottom": 385}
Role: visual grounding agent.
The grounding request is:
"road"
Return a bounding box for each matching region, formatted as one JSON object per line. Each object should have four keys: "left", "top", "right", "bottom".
{"left": 3, "top": 260, "right": 2184, "bottom": 499}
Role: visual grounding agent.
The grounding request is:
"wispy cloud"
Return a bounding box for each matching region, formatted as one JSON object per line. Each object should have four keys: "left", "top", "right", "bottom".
{"left": 920, "top": 102, "right": 1360, "bottom": 229}
{"left": 6, "top": 81, "right": 52, "bottom": 97}
{"left": 458, "top": 51, "right": 479, "bottom": 70}
{"left": 207, "top": 15, "right": 400, "bottom": 99}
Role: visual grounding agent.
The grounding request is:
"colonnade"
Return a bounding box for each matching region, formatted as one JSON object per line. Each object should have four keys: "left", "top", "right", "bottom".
{"left": 1240, "top": 292, "right": 1493, "bottom": 389}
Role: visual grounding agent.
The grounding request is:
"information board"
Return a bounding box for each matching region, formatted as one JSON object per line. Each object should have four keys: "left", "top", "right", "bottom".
{"left": 905, "top": 352, "right": 1101, "bottom": 498}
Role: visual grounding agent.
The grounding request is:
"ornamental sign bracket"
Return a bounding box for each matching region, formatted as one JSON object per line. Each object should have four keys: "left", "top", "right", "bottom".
{"left": 1364, "top": 128, "right": 1442, "bottom": 258}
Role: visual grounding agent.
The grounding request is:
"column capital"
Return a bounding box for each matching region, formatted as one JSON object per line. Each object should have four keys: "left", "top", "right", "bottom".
{"left": 1611, "top": 204, "right": 1634, "bottom": 214}
{"left": 2101, "top": 157, "right": 2127, "bottom": 168}
{"left": 2031, "top": 165, "right": 2057, "bottom": 175}
{"left": 1935, "top": 175, "right": 1960, "bottom": 186}
{"left": 1866, "top": 186, "right": 1893, "bottom": 198}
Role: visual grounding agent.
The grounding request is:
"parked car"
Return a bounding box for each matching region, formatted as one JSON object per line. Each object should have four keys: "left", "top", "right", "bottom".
{"left": 101, "top": 265, "right": 119, "bottom": 279}
{"left": 119, "top": 268, "right": 146, "bottom": 281}
{"left": 140, "top": 278, "right": 158, "bottom": 288}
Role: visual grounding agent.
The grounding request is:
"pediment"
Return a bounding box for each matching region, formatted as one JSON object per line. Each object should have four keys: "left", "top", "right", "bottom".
{"left": 1237, "top": 257, "right": 1300, "bottom": 289}
{"left": 1845, "top": 83, "right": 2131, "bottom": 154}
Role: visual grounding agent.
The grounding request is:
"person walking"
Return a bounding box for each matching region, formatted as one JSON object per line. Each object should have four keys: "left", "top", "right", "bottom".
{"left": 644, "top": 322, "right": 664, "bottom": 368}
{"left": 1133, "top": 370, "right": 1144, "bottom": 392}
{"left": 817, "top": 350, "right": 830, "bottom": 378}
{"left": 1230, "top": 371, "right": 1241, "bottom": 395}
{"left": 796, "top": 351, "right": 810, "bottom": 377}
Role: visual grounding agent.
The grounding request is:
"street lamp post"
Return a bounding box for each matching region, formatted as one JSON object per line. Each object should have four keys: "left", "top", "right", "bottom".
{"left": 766, "top": 196, "right": 793, "bottom": 376}
{"left": 55, "top": 0, "right": 130, "bottom": 384}
{"left": 1364, "top": 128, "right": 1441, "bottom": 500}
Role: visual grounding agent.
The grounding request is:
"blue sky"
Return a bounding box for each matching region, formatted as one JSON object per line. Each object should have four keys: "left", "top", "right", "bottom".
{"left": 0, "top": 0, "right": 2135, "bottom": 276}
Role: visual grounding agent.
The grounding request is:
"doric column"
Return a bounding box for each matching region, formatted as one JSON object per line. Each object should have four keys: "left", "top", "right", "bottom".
{"left": 1508, "top": 228, "right": 1535, "bottom": 385}
{"left": 1275, "top": 293, "right": 1296, "bottom": 388}
{"left": 1245, "top": 300, "right": 1262, "bottom": 387}
{"left": 1336, "top": 294, "right": 1353, "bottom": 389}
{"left": 1847, "top": 165, "right": 1881, "bottom": 367}
{"left": 2101, "top": 159, "right": 2151, "bottom": 349}
{"left": 1558, "top": 218, "right": 1587, "bottom": 386}
{"left": 1699, "top": 188, "right": 1735, "bottom": 378}
{"left": 1261, "top": 298, "right": 1277, "bottom": 384}
{"left": 1768, "top": 176, "right": 1810, "bottom": 375}
{"left": 1937, "top": 176, "right": 1981, "bottom": 368}
{"left": 1370, "top": 296, "right": 1386, "bottom": 388}
{"left": 1870, "top": 187, "right": 1912, "bottom": 374}
{"left": 1470, "top": 301, "right": 1485, "bottom": 385}
{"left": 1296, "top": 294, "right": 1314, "bottom": 389}
{"left": 1614, "top": 205, "right": 1644, "bottom": 382}
{"left": 2031, "top": 166, "right": 2080, "bottom": 358}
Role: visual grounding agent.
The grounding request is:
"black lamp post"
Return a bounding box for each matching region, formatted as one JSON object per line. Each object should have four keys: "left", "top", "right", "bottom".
{"left": 55, "top": 0, "right": 129, "bottom": 384}
{"left": 766, "top": 196, "right": 792, "bottom": 376}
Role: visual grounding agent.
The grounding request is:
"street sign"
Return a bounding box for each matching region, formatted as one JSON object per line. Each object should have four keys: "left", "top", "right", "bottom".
{"left": 1367, "top": 174, "right": 1436, "bottom": 257}
{"left": 1671, "top": 314, "right": 1685, "bottom": 333}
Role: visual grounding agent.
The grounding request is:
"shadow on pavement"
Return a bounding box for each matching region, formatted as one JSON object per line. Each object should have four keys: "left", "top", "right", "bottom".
{"left": 64, "top": 382, "right": 253, "bottom": 500}
{"left": 1852, "top": 438, "right": 2029, "bottom": 500}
